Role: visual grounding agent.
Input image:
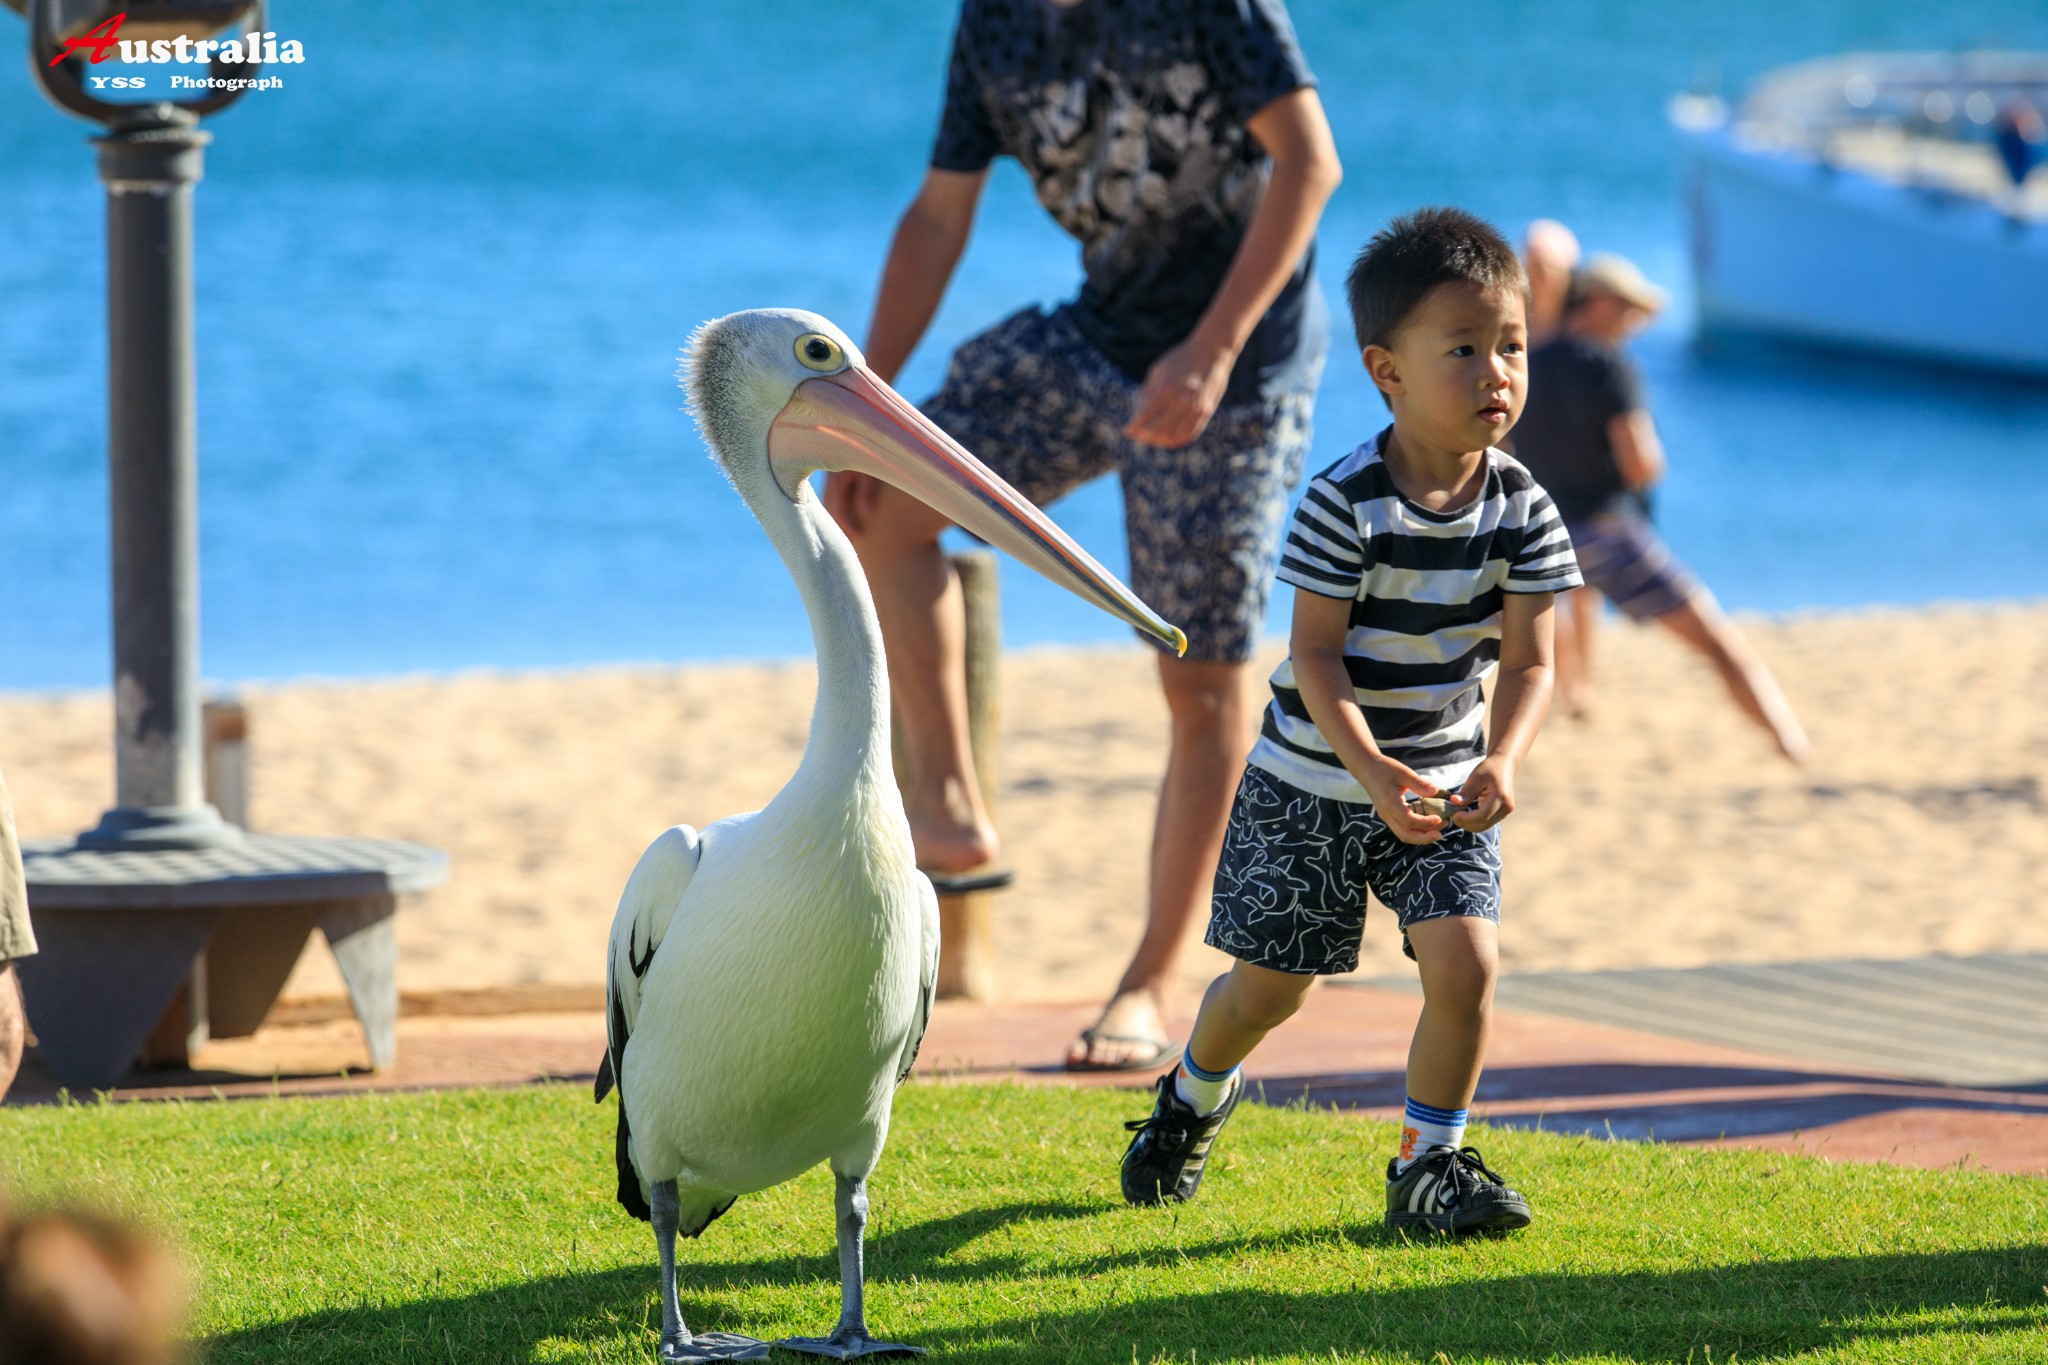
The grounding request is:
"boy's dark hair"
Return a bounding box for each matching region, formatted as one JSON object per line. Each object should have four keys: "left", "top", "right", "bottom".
{"left": 1345, "top": 207, "right": 1528, "bottom": 353}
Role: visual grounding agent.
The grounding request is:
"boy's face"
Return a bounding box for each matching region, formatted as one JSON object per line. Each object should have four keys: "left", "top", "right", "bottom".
{"left": 1364, "top": 280, "right": 1528, "bottom": 453}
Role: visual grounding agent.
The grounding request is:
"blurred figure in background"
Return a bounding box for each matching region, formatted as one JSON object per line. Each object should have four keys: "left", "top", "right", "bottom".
{"left": 0, "top": 1205, "right": 189, "bottom": 1365}
{"left": 0, "top": 769, "right": 34, "bottom": 1103}
{"left": 1993, "top": 97, "right": 2045, "bottom": 192}
{"left": 1512, "top": 253, "right": 1812, "bottom": 764}
{"left": 1522, "top": 219, "right": 1581, "bottom": 344}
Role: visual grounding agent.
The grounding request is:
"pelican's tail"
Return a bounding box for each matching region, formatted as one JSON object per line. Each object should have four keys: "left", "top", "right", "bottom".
{"left": 614, "top": 1095, "right": 652, "bottom": 1222}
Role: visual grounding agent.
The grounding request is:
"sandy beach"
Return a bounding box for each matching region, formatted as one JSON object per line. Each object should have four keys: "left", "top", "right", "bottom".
{"left": 3, "top": 600, "right": 2044, "bottom": 1008}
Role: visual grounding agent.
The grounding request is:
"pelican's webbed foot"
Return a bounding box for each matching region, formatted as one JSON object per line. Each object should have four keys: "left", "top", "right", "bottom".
{"left": 773, "top": 1328, "right": 925, "bottom": 1359}
{"left": 658, "top": 1330, "right": 770, "bottom": 1362}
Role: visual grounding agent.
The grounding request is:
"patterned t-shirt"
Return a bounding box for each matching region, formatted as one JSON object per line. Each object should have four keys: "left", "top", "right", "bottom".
{"left": 1248, "top": 431, "right": 1584, "bottom": 801}
{"left": 932, "top": 0, "right": 1325, "bottom": 403}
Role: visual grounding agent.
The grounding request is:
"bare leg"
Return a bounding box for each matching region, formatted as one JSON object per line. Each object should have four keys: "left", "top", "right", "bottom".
{"left": 1069, "top": 656, "right": 1258, "bottom": 1067}
{"left": 776, "top": 1172, "right": 924, "bottom": 1359}
{"left": 0, "top": 962, "right": 24, "bottom": 1103}
{"left": 1403, "top": 916, "right": 1499, "bottom": 1112}
{"left": 834, "top": 478, "right": 997, "bottom": 875}
{"left": 1182, "top": 960, "right": 1317, "bottom": 1076}
{"left": 1555, "top": 587, "right": 1600, "bottom": 717}
{"left": 1655, "top": 593, "right": 1813, "bottom": 765}
{"left": 653, "top": 1181, "right": 765, "bottom": 1362}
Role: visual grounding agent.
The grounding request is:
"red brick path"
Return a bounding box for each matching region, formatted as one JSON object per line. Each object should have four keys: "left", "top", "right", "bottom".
{"left": 9, "top": 986, "right": 2045, "bottom": 1176}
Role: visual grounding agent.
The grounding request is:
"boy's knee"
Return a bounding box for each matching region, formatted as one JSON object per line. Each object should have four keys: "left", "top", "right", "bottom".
{"left": 1221, "top": 964, "right": 1313, "bottom": 1032}
{"left": 1411, "top": 919, "right": 1499, "bottom": 1006}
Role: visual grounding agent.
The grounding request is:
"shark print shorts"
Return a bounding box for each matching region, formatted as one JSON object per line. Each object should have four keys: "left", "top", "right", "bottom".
{"left": 921, "top": 305, "right": 1316, "bottom": 665}
{"left": 1206, "top": 766, "right": 1502, "bottom": 976}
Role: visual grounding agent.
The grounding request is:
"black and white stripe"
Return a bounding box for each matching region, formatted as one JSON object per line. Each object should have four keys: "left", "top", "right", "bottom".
{"left": 1251, "top": 430, "right": 1581, "bottom": 798}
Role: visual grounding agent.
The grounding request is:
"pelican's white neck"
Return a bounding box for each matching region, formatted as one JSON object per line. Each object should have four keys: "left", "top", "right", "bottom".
{"left": 737, "top": 472, "right": 894, "bottom": 811}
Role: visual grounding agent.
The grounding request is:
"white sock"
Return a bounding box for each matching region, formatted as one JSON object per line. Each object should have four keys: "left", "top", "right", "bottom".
{"left": 1173, "top": 1049, "right": 1239, "bottom": 1117}
{"left": 1395, "top": 1096, "right": 1468, "bottom": 1173}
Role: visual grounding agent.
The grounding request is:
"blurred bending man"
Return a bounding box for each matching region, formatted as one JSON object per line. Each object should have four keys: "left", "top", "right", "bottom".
{"left": 1522, "top": 218, "right": 1580, "bottom": 345}
{"left": 827, "top": 0, "right": 1341, "bottom": 1068}
{"left": 0, "top": 769, "right": 34, "bottom": 1102}
{"left": 1511, "top": 254, "right": 1811, "bottom": 763}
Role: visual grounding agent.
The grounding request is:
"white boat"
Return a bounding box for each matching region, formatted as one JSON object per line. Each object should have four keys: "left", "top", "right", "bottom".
{"left": 1672, "top": 53, "right": 2048, "bottom": 376}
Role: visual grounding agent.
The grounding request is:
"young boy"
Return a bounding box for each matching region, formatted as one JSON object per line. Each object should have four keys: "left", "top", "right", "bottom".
{"left": 1119, "top": 208, "right": 1582, "bottom": 1234}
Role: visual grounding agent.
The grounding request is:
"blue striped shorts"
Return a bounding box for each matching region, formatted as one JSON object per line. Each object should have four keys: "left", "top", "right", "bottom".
{"left": 1568, "top": 511, "right": 1701, "bottom": 622}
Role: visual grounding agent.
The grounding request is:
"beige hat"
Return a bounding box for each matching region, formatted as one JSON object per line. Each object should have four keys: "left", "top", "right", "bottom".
{"left": 1579, "top": 253, "right": 1668, "bottom": 313}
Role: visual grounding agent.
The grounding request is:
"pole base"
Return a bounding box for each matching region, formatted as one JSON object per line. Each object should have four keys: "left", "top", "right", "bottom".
{"left": 77, "top": 805, "right": 245, "bottom": 853}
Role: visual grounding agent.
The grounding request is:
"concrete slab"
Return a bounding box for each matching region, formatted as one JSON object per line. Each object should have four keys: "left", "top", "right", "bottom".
{"left": 1363, "top": 953, "right": 2048, "bottom": 1089}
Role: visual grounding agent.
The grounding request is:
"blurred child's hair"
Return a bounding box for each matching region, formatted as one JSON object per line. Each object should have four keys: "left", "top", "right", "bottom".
{"left": 1345, "top": 207, "right": 1528, "bottom": 354}
{"left": 0, "top": 1204, "right": 189, "bottom": 1365}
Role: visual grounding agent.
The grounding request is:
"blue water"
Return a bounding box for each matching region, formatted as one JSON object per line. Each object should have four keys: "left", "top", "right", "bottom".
{"left": 4, "top": 1, "right": 2047, "bottom": 689}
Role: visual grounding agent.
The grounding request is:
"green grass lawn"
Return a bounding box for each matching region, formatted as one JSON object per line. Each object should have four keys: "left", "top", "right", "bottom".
{"left": 2, "top": 1081, "right": 2043, "bottom": 1363}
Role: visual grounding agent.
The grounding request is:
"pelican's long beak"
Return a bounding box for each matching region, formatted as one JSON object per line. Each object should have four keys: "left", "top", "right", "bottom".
{"left": 766, "top": 365, "right": 1187, "bottom": 656}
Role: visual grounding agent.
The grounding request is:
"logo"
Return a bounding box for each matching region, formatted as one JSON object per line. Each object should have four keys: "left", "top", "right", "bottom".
{"left": 48, "top": 11, "right": 303, "bottom": 67}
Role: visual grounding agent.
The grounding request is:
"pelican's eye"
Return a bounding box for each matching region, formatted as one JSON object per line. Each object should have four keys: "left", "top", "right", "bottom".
{"left": 794, "top": 333, "right": 845, "bottom": 372}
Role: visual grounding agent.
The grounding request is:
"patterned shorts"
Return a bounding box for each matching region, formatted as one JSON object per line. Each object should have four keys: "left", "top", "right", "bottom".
{"left": 922, "top": 305, "right": 1318, "bottom": 664}
{"left": 1206, "top": 766, "right": 1502, "bottom": 976}
{"left": 1568, "top": 511, "right": 1702, "bottom": 622}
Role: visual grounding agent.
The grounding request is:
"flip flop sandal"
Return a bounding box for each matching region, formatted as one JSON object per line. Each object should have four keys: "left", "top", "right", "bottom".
{"left": 921, "top": 867, "right": 1017, "bottom": 895}
{"left": 1064, "top": 1027, "right": 1178, "bottom": 1073}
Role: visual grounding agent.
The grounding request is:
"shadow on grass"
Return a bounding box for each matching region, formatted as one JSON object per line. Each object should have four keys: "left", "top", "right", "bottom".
{"left": 205, "top": 1212, "right": 2046, "bottom": 1364}
{"left": 202, "top": 1200, "right": 1110, "bottom": 1362}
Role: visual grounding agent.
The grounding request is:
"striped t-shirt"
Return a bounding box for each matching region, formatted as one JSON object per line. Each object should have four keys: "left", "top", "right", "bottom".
{"left": 1249, "top": 430, "right": 1583, "bottom": 802}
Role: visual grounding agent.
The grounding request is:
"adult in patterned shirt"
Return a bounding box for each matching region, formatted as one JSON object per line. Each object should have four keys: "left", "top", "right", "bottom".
{"left": 825, "top": 0, "right": 1342, "bottom": 1071}
{"left": 1120, "top": 209, "right": 1581, "bottom": 1235}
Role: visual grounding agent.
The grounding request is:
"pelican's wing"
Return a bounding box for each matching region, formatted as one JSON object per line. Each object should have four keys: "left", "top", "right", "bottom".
{"left": 596, "top": 824, "right": 703, "bottom": 1106}
{"left": 596, "top": 823, "right": 704, "bottom": 1223}
{"left": 896, "top": 872, "right": 941, "bottom": 1085}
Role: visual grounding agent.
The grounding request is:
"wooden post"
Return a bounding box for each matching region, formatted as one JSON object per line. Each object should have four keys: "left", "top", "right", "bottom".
{"left": 202, "top": 698, "right": 249, "bottom": 830}
{"left": 893, "top": 551, "right": 1001, "bottom": 1001}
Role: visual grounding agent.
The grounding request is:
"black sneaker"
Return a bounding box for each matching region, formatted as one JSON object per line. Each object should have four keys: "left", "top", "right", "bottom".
{"left": 1385, "top": 1145, "right": 1531, "bottom": 1235}
{"left": 1120, "top": 1071, "right": 1240, "bottom": 1206}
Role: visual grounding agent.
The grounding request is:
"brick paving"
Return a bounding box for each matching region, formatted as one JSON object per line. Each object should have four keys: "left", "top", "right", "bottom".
{"left": 9, "top": 984, "right": 2044, "bottom": 1176}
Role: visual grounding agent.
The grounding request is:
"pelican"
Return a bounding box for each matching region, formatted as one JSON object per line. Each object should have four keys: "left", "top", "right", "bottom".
{"left": 595, "top": 309, "right": 1183, "bottom": 1361}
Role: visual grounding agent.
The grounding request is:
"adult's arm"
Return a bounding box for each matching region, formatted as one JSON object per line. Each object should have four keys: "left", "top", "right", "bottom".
{"left": 1606, "top": 409, "right": 1667, "bottom": 491}
{"left": 863, "top": 167, "right": 990, "bottom": 385}
{"left": 827, "top": 169, "right": 989, "bottom": 534}
{"left": 1125, "top": 87, "right": 1342, "bottom": 448}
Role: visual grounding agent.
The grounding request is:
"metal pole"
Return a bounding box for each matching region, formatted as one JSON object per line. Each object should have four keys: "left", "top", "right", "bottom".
{"left": 77, "top": 119, "right": 238, "bottom": 851}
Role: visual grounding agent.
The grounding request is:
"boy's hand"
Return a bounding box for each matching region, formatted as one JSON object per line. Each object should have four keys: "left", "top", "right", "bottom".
{"left": 1359, "top": 756, "right": 1448, "bottom": 845}
{"left": 1450, "top": 757, "right": 1517, "bottom": 833}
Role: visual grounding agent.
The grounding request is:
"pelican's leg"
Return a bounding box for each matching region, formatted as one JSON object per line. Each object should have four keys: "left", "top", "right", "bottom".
{"left": 775, "top": 1173, "right": 924, "bottom": 1359}
{"left": 653, "top": 1180, "right": 767, "bottom": 1363}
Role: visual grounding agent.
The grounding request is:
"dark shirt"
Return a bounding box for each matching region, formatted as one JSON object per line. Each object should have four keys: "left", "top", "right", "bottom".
{"left": 1512, "top": 335, "right": 1645, "bottom": 524}
{"left": 931, "top": 0, "right": 1325, "bottom": 402}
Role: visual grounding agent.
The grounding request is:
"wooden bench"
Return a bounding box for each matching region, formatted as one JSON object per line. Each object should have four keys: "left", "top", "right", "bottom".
{"left": 17, "top": 703, "right": 446, "bottom": 1091}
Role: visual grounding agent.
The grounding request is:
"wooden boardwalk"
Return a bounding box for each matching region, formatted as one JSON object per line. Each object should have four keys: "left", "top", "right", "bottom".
{"left": 1369, "top": 953, "right": 2048, "bottom": 1090}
